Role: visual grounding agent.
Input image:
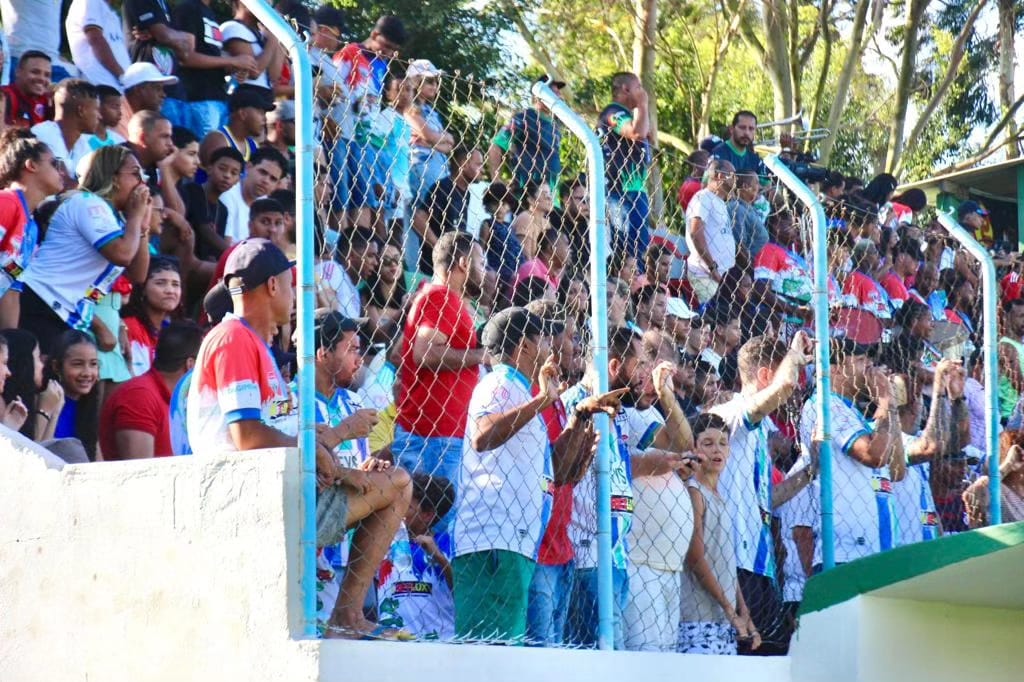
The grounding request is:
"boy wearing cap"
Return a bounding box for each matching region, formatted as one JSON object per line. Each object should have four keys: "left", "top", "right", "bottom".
{"left": 189, "top": 238, "right": 412, "bottom": 640}
{"left": 452, "top": 306, "right": 563, "bottom": 643}
{"left": 957, "top": 199, "right": 993, "bottom": 247}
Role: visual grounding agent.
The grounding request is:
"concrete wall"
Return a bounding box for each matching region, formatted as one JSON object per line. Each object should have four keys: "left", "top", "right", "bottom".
{"left": 0, "top": 430, "right": 319, "bottom": 682}
{"left": 792, "top": 595, "right": 1024, "bottom": 682}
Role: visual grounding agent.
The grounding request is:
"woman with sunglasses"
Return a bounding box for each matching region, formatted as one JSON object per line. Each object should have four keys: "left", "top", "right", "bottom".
{"left": 18, "top": 145, "right": 152, "bottom": 358}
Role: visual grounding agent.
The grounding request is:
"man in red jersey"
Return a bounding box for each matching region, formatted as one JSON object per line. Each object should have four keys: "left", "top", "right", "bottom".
{"left": 394, "top": 230, "right": 487, "bottom": 489}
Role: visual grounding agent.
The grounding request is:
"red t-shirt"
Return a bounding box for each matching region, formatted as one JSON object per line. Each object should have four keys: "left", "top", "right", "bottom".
{"left": 677, "top": 177, "right": 702, "bottom": 210}
{"left": 99, "top": 368, "right": 173, "bottom": 459}
{"left": 1002, "top": 271, "right": 1024, "bottom": 302}
{"left": 396, "top": 283, "right": 479, "bottom": 438}
{"left": 0, "top": 189, "right": 32, "bottom": 292}
{"left": 879, "top": 271, "right": 909, "bottom": 308}
{"left": 1, "top": 85, "right": 52, "bottom": 128}
{"left": 536, "top": 390, "right": 574, "bottom": 566}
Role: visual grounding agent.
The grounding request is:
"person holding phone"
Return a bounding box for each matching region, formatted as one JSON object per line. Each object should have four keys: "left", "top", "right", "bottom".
{"left": 19, "top": 145, "right": 151, "bottom": 356}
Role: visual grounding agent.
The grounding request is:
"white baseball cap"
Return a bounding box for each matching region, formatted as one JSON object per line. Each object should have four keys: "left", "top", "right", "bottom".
{"left": 406, "top": 59, "right": 443, "bottom": 79}
{"left": 666, "top": 297, "right": 698, "bottom": 320}
{"left": 121, "top": 62, "right": 179, "bottom": 91}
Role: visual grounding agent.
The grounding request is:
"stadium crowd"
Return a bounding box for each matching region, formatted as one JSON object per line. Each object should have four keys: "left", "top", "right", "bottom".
{"left": 2, "top": 0, "right": 1023, "bottom": 656}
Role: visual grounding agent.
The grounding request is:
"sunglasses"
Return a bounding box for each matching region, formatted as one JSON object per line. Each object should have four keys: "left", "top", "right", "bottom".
{"left": 381, "top": 256, "right": 401, "bottom": 267}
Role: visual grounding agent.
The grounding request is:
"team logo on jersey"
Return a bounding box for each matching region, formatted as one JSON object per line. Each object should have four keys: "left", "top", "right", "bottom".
{"left": 871, "top": 476, "right": 893, "bottom": 495}
{"left": 393, "top": 581, "right": 432, "bottom": 596}
{"left": 611, "top": 494, "right": 634, "bottom": 514}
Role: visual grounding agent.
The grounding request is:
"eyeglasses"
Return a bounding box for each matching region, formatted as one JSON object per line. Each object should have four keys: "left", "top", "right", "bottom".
{"left": 118, "top": 167, "right": 149, "bottom": 183}
{"left": 381, "top": 257, "right": 401, "bottom": 267}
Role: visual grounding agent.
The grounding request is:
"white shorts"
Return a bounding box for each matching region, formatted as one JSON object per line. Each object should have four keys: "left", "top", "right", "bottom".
{"left": 677, "top": 621, "right": 737, "bottom": 655}
{"left": 623, "top": 563, "right": 684, "bottom": 652}
{"left": 687, "top": 271, "right": 720, "bottom": 304}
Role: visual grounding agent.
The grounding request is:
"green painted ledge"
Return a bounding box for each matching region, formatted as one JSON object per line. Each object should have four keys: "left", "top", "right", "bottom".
{"left": 800, "top": 522, "right": 1024, "bottom": 616}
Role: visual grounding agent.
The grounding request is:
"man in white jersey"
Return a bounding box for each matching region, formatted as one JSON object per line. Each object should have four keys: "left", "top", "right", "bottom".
{"left": 710, "top": 332, "right": 818, "bottom": 653}
{"left": 799, "top": 338, "right": 905, "bottom": 567}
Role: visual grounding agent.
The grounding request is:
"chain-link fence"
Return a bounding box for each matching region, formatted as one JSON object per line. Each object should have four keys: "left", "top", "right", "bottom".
{"left": 290, "top": 21, "right": 999, "bottom": 654}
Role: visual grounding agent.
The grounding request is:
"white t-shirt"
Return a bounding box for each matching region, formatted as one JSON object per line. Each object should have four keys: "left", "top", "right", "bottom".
{"left": 0, "top": 0, "right": 62, "bottom": 59}
{"left": 220, "top": 20, "right": 270, "bottom": 89}
{"left": 66, "top": 0, "right": 131, "bottom": 90}
{"left": 777, "top": 451, "right": 820, "bottom": 603}
{"left": 799, "top": 393, "right": 892, "bottom": 563}
{"left": 314, "top": 259, "right": 361, "bottom": 319}
{"left": 623, "top": 405, "right": 694, "bottom": 572}
{"left": 454, "top": 364, "right": 553, "bottom": 560}
{"left": 30, "top": 121, "right": 95, "bottom": 182}
{"left": 894, "top": 432, "right": 939, "bottom": 546}
{"left": 219, "top": 183, "right": 250, "bottom": 244}
{"left": 710, "top": 395, "right": 777, "bottom": 578}
{"left": 375, "top": 523, "right": 455, "bottom": 641}
{"left": 685, "top": 188, "right": 735, "bottom": 277}
{"left": 20, "top": 191, "right": 124, "bottom": 330}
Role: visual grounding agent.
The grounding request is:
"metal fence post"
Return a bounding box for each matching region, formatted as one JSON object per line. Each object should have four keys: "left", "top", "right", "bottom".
{"left": 762, "top": 155, "right": 836, "bottom": 569}
{"left": 531, "top": 81, "right": 614, "bottom": 649}
{"left": 935, "top": 212, "right": 1001, "bottom": 525}
{"left": 242, "top": 0, "right": 319, "bottom": 637}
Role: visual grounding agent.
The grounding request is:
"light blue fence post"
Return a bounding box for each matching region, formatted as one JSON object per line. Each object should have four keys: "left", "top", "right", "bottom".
{"left": 762, "top": 156, "right": 836, "bottom": 569}
{"left": 935, "top": 212, "right": 1001, "bottom": 525}
{"left": 531, "top": 81, "right": 614, "bottom": 649}
{"left": 243, "top": 0, "right": 319, "bottom": 636}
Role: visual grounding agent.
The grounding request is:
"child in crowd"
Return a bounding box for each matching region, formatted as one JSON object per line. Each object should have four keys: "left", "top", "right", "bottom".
{"left": 49, "top": 330, "right": 100, "bottom": 460}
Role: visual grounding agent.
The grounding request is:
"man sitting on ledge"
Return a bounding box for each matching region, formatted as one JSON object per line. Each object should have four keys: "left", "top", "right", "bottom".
{"left": 187, "top": 238, "right": 412, "bottom": 640}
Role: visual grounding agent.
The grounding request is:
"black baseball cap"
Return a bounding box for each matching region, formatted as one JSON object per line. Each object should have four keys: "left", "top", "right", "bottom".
{"left": 314, "top": 310, "right": 367, "bottom": 350}
{"left": 313, "top": 5, "right": 346, "bottom": 34}
{"left": 957, "top": 200, "right": 989, "bottom": 219}
{"left": 224, "top": 238, "right": 295, "bottom": 294}
{"left": 204, "top": 281, "right": 233, "bottom": 323}
{"left": 229, "top": 84, "right": 276, "bottom": 113}
{"left": 481, "top": 306, "right": 564, "bottom": 354}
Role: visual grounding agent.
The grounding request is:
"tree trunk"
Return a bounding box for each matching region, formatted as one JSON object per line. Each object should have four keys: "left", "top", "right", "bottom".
{"left": 698, "top": 2, "right": 748, "bottom": 140}
{"left": 633, "top": 0, "right": 665, "bottom": 230}
{"left": 818, "top": 0, "right": 872, "bottom": 165}
{"left": 884, "top": 0, "right": 931, "bottom": 173}
{"left": 999, "top": 0, "right": 1019, "bottom": 158}
{"left": 762, "top": 0, "right": 796, "bottom": 121}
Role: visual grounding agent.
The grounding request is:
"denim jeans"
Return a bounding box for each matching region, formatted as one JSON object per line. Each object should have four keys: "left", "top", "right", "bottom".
{"left": 608, "top": 191, "right": 651, "bottom": 269}
{"left": 187, "top": 100, "right": 228, "bottom": 140}
{"left": 526, "top": 560, "right": 575, "bottom": 646}
{"left": 392, "top": 425, "right": 463, "bottom": 531}
{"left": 161, "top": 98, "right": 191, "bottom": 130}
{"left": 565, "top": 565, "right": 629, "bottom": 650}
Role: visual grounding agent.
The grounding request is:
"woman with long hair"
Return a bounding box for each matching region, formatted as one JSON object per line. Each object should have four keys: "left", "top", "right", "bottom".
{"left": 510, "top": 181, "right": 554, "bottom": 260}
{"left": 121, "top": 256, "right": 184, "bottom": 377}
{"left": 49, "top": 330, "right": 100, "bottom": 460}
{"left": 18, "top": 145, "right": 152, "bottom": 357}
{"left": 0, "top": 329, "right": 65, "bottom": 442}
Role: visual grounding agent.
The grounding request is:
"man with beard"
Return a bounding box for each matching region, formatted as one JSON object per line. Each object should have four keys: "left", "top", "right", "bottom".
{"left": 712, "top": 110, "right": 767, "bottom": 181}
{"left": 1, "top": 50, "right": 53, "bottom": 128}
{"left": 394, "top": 231, "right": 488, "bottom": 489}
{"left": 125, "top": 110, "right": 175, "bottom": 192}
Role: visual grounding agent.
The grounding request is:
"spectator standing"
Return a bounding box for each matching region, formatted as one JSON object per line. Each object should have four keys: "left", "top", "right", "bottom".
{"left": 220, "top": 0, "right": 280, "bottom": 92}
{"left": 680, "top": 412, "right": 757, "bottom": 655}
{"left": 122, "top": 0, "right": 193, "bottom": 127}
{"left": 799, "top": 339, "right": 905, "bottom": 565}
{"left": 956, "top": 199, "right": 992, "bottom": 248}
{"left": 453, "top": 306, "right": 564, "bottom": 643}
{"left": 752, "top": 209, "right": 813, "bottom": 329}
{"left": 842, "top": 239, "right": 893, "bottom": 326}
{"left": 600, "top": 72, "right": 652, "bottom": 265}
{"left": 551, "top": 174, "right": 589, "bottom": 272}
{"left": 49, "top": 330, "right": 100, "bottom": 459}
{"left": 99, "top": 320, "right": 200, "bottom": 459}
{"left": 66, "top": 0, "right": 132, "bottom": 90}
{"left": 728, "top": 170, "right": 768, "bottom": 262}
{"left": 677, "top": 149, "right": 709, "bottom": 210}
{"left": 394, "top": 231, "right": 487, "bottom": 485}
{"left": 0, "top": 129, "right": 64, "bottom": 327}
{"left": 19, "top": 145, "right": 152, "bottom": 355}
{"left": 711, "top": 111, "right": 767, "bottom": 179}
{"left": 172, "top": 0, "right": 255, "bottom": 139}
{"left": 121, "top": 256, "right": 182, "bottom": 377}
{"left": 332, "top": 227, "right": 380, "bottom": 319}
{"left": 412, "top": 145, "right": 484, "bottom": 276}
{"left": 709, "top": 333, "right": 818, "bottom": 652}
{"left": 880, "top": 238, "right": 920, "bottom": 310}
{"left": 686, "top": 159, "right": 736, "bottom": 304}
{"left": 29, "top": 79, "right": 100, "bottom": 186}
{"left": 0, "top": 0, "right": 74, "bottom": 80}
{"left": 0, "top": 49, "right": 52, "bottom": 128}
{"left": 487, "top": 76, "right": 564, "bottom": 195}
{"left": 406, "top": 58, "right": 452, "bottom": 203}
{"left": 199, "top": 84, "right": 273, "bottom": 167}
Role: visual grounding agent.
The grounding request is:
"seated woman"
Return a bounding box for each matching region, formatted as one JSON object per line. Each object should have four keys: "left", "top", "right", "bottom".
{"left": 0, "top": 329, "right": 66, "bottom": 443}
{"left": 50, "top": 331, "right": 101, "bottom": 461}
{"left": 121, "top": 257, "right": 185, "bottom": 377}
